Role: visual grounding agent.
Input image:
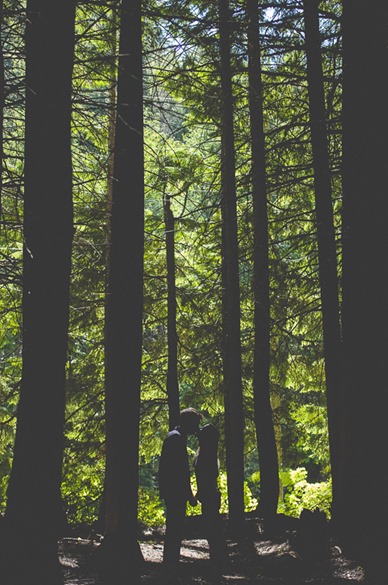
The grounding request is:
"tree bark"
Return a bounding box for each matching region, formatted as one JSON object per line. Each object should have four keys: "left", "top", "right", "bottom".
{"left": 163, "top": 189, "right": 180, "bottom": 429}
{"left": 302, "top": 0, "right": 342, "bottom": 515}
{"left": 0, "top": 0, "right": 4, "bottom": 222}
{"left": 247, "top": 0, "right": 279, "bottom": 524}
{"left": 101, "top": 0, "right": 145, "bottom": 577}
{"left": 1, "top": 0, "right": 76, "bottom": 582}
{"left": 339, "top": 1, "right": 388, "bottom": 582}
{"left": 218, "top": 0, "right": 245, "bottom": 533}
{"left": 98, "top": 6, "right": 118, "bottom": 537}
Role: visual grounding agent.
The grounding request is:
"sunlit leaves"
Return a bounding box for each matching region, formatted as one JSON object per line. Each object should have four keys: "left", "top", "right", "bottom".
{"left": 0, "top": 0, "right": 343, "bottom": 525}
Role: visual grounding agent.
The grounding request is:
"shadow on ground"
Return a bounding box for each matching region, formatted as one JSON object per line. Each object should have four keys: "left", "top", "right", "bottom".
{"left": 59, "top": 516, "right": 368, "bottom": 585}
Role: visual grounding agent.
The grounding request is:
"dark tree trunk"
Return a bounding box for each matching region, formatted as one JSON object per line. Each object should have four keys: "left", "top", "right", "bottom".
{"left": 339, "top": 1, "right": 388, "bottom": 582}
{"left": 1, "top": 0, "right": 76, "bottom": 582}
{"left": 101, "top": 0, "right": 144, "bottom": 577}
{"left": 163, "top": 190, "right": 180, "bottom": 429}
{"left": 0, "top": 0, "right": 4, "bottom": 221}
{"left": 106, "top": 18, "right": 117, "bottom": 226}
{"left": 302, "top": 0, "right": 342, "bottom": 514}
{"left": 218, "top": 0, "right": 245, "bottom": 532}
{"left": 99, "top": 9, "right": 118, "bottom": 537}
{"left": 247, "top": 0, "right": 279, "bottom": 524}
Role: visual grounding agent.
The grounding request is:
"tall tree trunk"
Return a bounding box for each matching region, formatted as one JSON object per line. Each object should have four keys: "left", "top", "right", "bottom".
{"left": 247, "top": 0, "right": 279, "bottom": 524}
{"left": 106, "top": 11, "right": 117, "bottom": 226}
{"left": 218, "top": 0, "right": 245, "bottom": 533}
{"left": 98, "top": 7, "right": 118, "bottom": 535}
{"left": 0, "top": 0, "right": 4, "bottom": 223}
{"left": 302, "top": 0, "right": 342, "bottom": 515}
{"left": 339, "top": 1, "right": 388, "bottom": 582}
{"left": 1, "top": 0, "right": 75, "bottom": 582}
{"left": 101, "top": 0, "right": 144, "bottom": 577}
{"left": 163, "top": 189, "right": 180, "bottom": 429}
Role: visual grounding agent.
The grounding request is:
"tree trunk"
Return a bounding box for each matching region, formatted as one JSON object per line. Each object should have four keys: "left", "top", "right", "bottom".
{"left": 339, "top": 1, "right": 388, "bottom": 582}
{"left": 106, "top": 10, "right": 117, "bottom": 229}
{"left": 302, "top": 0, "right": 342, "bottom": 515}
{"left": 1, "top": 0, "right": 75, "bottom": 582}
{"left": 163, "top": 189, "right": 180, "bottom": 429}
{"left": 218, "top": 0, "right": 245, "bottom": 533}
{"left": 0, "top": 0, "right": 4, "bottom": 222}
{"left": 247, "top": 0, "right": 279, "bottom": 524}
{"left": 101, "top": 0, "right": 145, "bottom": 577}
{"left": 98, "top": 6, "right": 118, "bottom": 537}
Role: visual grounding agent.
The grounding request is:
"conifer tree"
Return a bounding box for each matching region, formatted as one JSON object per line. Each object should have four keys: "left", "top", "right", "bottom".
{"left": 101, "top": 0, "right": 145, "bottom": 576}
{"left": 247, "top": 0, "right": 279, "bottom": 524}
{"left": 302, "top": 0, "right": 341, "bottom": 514}
{"left": 1, "top": 0, "right": 76, "bottom": 582}
{"left": 219, "top": 0, "right": 245, "bottom": 532}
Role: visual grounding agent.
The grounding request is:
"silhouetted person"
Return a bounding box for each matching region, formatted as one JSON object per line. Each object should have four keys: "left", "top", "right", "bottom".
{"left": 194, "top": 423, "right": 228, "bottom": 570}
{"left": 158, "top": 407, "right": 202, "bottom": 573}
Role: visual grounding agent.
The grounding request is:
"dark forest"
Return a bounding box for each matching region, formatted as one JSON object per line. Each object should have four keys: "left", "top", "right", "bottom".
{"left": 0, "top": 1, "right": 387, "bottom": 584}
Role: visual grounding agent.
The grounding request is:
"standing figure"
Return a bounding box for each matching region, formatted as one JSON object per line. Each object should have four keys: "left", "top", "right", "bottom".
{"left": 194, "top": 423, "right": 228, "bottom": 569}
{"left": 158, "top": 408, "right": 201, "bottom": 573}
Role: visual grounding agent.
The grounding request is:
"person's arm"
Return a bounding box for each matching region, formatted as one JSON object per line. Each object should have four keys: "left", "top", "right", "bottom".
{"left": 182, "top": 441, "right": 198, "bottom": 506}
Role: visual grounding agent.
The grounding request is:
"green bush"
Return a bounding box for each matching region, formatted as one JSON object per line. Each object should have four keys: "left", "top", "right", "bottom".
{"left": 138, "top": 488, "right": 166, "bottom": 527}
{"left": 278, "top": 467, "right": 332, "bottom": 518}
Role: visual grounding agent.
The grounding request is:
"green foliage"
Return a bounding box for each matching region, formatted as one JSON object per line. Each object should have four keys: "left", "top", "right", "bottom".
{"left": 62, "top": 462, "right": 105, "bottom": 526}
{"left": 62, "top": 412, "right": 105, "bottom": 525}
{"left": 138, "top": 488, "right": 166, "bottom": 527}
{"left": 186, "top": 471, "right": 258, "bottom": 518}
{"left": 278, "top": 467, "right": 332, "bottom": 519}
{"left": 0, "top": 0, "right": 342, "bottom": 526}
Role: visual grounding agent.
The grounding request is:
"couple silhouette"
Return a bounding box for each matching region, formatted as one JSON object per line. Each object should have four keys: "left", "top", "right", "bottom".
{"left": 158, "top": 408, "right": 228, "bottom": 576}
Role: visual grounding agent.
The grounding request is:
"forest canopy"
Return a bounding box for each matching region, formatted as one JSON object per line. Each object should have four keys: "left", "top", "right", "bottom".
{"left": 0, "top": 0, "right": 339, "bottom": 524}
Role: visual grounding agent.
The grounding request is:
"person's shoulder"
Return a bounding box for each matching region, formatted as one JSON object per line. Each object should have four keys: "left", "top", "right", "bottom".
{"left": 166, "top": 428, "right": 181, "bottom": 440}
{"left": 163, "top": 429, "right": 184, "bottom": 449}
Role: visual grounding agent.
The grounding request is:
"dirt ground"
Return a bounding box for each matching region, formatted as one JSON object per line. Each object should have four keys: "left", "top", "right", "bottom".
{"left": 59, "top": 517, "right": 368, "bottom": 585}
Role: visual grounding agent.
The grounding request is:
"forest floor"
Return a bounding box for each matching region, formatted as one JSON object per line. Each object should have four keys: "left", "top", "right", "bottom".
{"left": 59, "top": 515, "right": 369, "bottom": 585}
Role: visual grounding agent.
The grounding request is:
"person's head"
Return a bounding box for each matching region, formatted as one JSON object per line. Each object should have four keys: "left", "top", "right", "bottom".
{"left": 179, "top": 407, "right": 202, "bottom": 436}
{"left": 198, "top": 423, "right": 219, "bottom": 449}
